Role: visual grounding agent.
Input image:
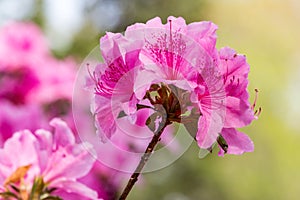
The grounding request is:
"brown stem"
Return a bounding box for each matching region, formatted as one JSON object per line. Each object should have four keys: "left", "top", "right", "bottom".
{"left": 118, "top": 121, "right": 170, "bottom": 200}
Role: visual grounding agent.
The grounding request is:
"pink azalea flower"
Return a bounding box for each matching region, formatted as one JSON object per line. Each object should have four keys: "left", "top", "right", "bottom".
{"left": 136, "top": 17, "right": 255, "bottom": 155}
{"left": 91, "top": 16, "right": 257, "bottom": 156}
{"left": 0, "top": 118, "right": 100, "bottom": 200}
{"left": 125, "top": 17, "right": 225, "bottom": 150}
{"left": 89, "top": 32, "right": 143, "bottom": 141}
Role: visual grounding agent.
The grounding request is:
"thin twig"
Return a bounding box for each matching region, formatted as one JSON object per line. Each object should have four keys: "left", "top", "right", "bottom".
{"left": 118, "top": 121, "right": 170, "bottom": 200}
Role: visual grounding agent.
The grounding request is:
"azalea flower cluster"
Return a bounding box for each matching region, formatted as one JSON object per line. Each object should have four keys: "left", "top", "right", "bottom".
{"left": 0, "top": 118, "right": 98, "bottom": 200}
{"left": 0, "top": 22, "right": 75, "bottom": 143}
{"left": 91, "top": 16, "right": 258, "bottom": 156}
{"left": 0, "top": 22, "right": 127, "bottom": 200}
{"left": 0, "top": 16, "right": 259, "bottom": 200}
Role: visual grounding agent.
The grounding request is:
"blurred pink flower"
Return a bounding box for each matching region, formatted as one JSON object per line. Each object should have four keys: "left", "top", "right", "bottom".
{"left": 27, "top": 58, "right": 76, "bottom": 104}
{"left": 0, "top": 22, "right": 49, "bottom": 70}
{"left": 79, "top": 162, "right": 124, "bottom": 200}
{"left": 0, "top": 21, "right": 130, "bottom": 198}
{"left": 0, "top": 21, "right": 76, "bottom": 106}
{"left": 0, "top": 67, "right": 40, "bottom": 105}
{"left": 0, "top": 118, "right": 100, "bottom": 200}
{"left": 0, "top": 21, "right": 77, "bottom": 143}
{"left": 0, "top": 100, "right": 46, "bottom": 145}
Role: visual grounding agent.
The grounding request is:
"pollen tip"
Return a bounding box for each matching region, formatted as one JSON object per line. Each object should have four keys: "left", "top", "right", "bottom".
{"left": 257, "top": 107, "right": 262, "bottom": 115}
{"left": 251, "top": 88, "right": 260, "bottom": 110}
{"left": 254, "top": 107, "right": 262, "bottom": 117}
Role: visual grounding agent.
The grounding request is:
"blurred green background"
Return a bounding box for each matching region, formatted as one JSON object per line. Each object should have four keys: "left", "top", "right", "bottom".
{"left": 1, "top": 0, "right": 300, "bottom": 199}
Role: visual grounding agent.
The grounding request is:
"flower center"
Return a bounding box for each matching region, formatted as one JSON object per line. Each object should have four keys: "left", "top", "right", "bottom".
{"left": 1, "top": 166, "right": 60, "bottom": 200}
{"left": 136, "top": 83, "right": 201, "bottom": 133}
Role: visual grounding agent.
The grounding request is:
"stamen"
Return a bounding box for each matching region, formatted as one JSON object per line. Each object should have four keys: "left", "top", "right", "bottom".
{"left": 145, "top": 19, "right": 186, "bottom": 80}
{"left": 169, "top": 20, "right": 172, "bottom": 47}
{"left": 87, "top": 63, "right": 97, "bottom": 85}
{"left": 251, "top": 89, "right": 261, "bottom": 117}
{"left": 230, "top": 76, "right": 235, "bottom": 84}
{"left": 251, "top": 88, "right": 259, "bottom": 110}
{"left": 254, "top": 107, "right": 262, "bottom": 117}
{"left": 168, "top": 19, "right": 174, "bottom": 75}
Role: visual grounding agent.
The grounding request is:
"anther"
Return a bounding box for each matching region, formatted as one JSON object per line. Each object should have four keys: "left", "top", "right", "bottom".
{"left": 251, "top": 89, "right": 259, "bottom": 110}
{"left": 254, "top": 107, "right": 262, "bottom": 117}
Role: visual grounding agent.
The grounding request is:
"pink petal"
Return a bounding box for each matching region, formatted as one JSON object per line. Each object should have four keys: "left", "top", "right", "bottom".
{"left": 52, "top": 180, "right": 100, "bottom": 200}
{"left": 196, "top": 108, "right": 224, "bottom": 149}
{"left": 145, "top": 16, "right": 164, "bottom": 27}
{"left": 166, "top": 16, "right": 187, "bottom": 31}
{"left": 125, "top": 22, "right": 146, "bottom": 32}
{"left": 50, "top": 118, "right": 75, "bottom": 148}
{"left": 43, "top": 142, "right": 96, "bottom": 182}
{"left": 34, "top": 129, "right": 53, "bottom": 171}
{"left": 124, "top": 49, "right": 142, "bottom": 69}
{"left": 219, "top": 47, "right": 250, "bottom": 98}
{"left": 93, "top": 97, "right": 117, "bottom": 142}
{"left": 187, "top": 21, "right": 218, "bottom": 55}
{"left": 218, "top": 128, "right": 254, "bottom": 156}
{"left": 34, "top": 129, "right": 53, "bottom": 152}
{"left": 100, "top": 32, "right": 123, "bottom": 62}
{"left": 224, "top": 96, "right": 255, "bottom": 128}
{"left": 3, "top": 130, "right": 38, "bottom": 168}
{"left": 1, "top": 130, "right": 41, "bottom": 182}
{"left": 0, "top": 149, "right": 10, "bottom": 183}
